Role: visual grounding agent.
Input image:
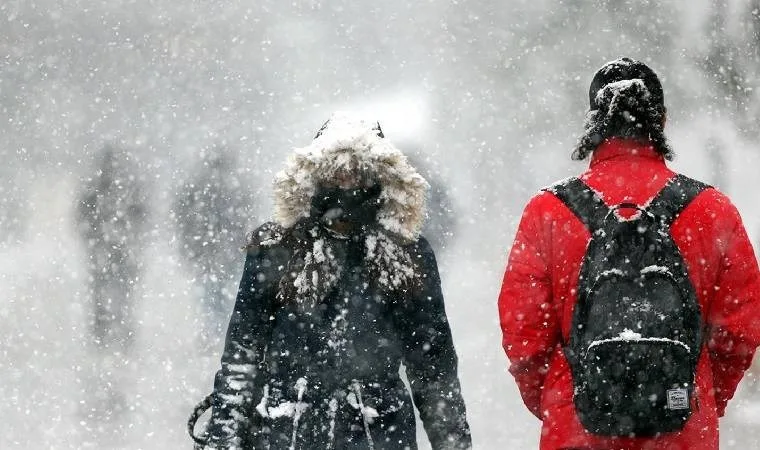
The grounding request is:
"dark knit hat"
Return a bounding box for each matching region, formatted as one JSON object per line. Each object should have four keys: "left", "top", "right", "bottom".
{"left": 573, "top": 57, "right": 672, "bottom": 160}
{"left": 588, "top": 57, "right": 664, "bottom": 110}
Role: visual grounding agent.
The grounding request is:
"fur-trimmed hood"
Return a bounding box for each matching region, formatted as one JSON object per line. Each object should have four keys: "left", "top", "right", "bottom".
{"left": 273, "top": 112, "right": 429, "bottom": 243}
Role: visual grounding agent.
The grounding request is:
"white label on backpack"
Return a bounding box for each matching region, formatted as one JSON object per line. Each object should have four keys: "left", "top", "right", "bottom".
{"left": 667, "top": 388, "right": 689, "bottom": 410}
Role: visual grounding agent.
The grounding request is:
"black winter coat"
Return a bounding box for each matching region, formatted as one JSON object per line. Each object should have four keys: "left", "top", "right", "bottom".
{"left": 207, "top": 222, "right": 471, "bottom": 449}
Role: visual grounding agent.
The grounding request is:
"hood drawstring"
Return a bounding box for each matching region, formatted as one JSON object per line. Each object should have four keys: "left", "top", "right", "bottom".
{"left": 290, "top": 377, "right": 309, "bottom": 450}
{"left": 350, "top": 380, "right": 376, "bottom": 450}
{"left": 326, "top": 398, "right": 338, "bottom": 449}
{"left": 255, "top": 384, "right": 270, "bottom": 418}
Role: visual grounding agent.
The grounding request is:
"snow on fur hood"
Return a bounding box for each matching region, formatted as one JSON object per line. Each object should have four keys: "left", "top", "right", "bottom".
{"left": 273, "top": 112, "right": 430, "bottom": 243}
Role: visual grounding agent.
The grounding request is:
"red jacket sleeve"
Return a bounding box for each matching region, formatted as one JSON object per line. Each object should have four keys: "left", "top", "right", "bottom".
{"left": 703, "top": 198, "right": 760, "bottom": 417}
{"left": 498, "top": 193, "right": 560, "bottom": 419}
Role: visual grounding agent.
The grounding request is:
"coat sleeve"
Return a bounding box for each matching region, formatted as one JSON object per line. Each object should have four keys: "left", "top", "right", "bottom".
{"left": 498, "top": 194, "right": 558, "bottom": 420}
{"left": 206, "top": 224, "right": 284, "bottom": 447}
{"left": 703, "top": 201, "right": 760, "bottom": 417}
{"left": 395, "top": 237, "right": 472, "bottom": 450}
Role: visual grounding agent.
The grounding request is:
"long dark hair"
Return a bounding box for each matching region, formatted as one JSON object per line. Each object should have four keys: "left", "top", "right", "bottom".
{"left": 572, "top": 58, "right": 672, "bottom": 161}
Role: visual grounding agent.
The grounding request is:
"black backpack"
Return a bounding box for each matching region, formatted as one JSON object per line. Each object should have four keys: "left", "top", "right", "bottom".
{"left": 545, "top": 174, "right": 709, "bottom": 437}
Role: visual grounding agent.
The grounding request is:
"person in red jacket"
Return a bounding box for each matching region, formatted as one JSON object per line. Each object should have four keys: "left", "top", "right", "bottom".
{"left": 498, "top": 57, "right": 760, "bottom": 450}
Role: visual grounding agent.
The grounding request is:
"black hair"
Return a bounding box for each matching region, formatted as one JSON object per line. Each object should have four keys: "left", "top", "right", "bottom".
{"left": 573, "top": 58, "right": 672, "bottom": 161}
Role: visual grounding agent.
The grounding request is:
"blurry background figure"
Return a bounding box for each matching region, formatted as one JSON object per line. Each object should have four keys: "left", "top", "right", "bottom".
{"left": 406, "top": 153, "right": 458, "bottom": 256}
{"left": 173, "top": 145, "right": 253, "bottom": 351}
{"left": 75, "top": 144, "right": 150, "bottom": 423}
{"left": 0, "top": 170, "right": 28, "bottom": 247}
{"left": 77, "top": 144, "right": 149, "bottom": 352}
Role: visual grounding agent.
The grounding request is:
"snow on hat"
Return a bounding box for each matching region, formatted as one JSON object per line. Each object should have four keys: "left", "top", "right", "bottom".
{"left": 273, "top": 111, "right": 429, "bottom": 242}
{"left": 588, "top": 57, "right": 664, "bottom": 110}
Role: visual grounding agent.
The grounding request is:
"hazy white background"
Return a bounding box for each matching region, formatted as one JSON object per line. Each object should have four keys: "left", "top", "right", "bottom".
{"left": 2, "top": 1, "right": 760, "bottom": 448}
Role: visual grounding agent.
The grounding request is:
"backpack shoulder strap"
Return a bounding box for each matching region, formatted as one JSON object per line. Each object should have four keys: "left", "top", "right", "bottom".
{"left": 542, "top": 177, "right": 609, "bottom": 232}
{"left": 647, "top": 174, "right": 711, "bottom": 226}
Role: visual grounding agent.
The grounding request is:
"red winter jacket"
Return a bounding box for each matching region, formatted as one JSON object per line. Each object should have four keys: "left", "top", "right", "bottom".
{"left": 499, "top": 138, "right": 760, "bottom": 450}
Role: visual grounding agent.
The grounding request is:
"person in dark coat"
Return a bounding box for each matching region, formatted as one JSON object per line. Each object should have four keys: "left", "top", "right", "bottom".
{"left": 203, "top": 113, "right": 471, "bottom": 449}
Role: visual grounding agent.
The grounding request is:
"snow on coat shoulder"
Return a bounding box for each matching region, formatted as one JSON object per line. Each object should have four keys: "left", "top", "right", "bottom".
{"left": 272, "top": 112, "right": 429, "bottom": 243}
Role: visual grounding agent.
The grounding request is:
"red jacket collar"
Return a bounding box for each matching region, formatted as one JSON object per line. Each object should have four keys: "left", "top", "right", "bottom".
{"left": 589, "top": 138, "right": 665, "bottom": 167}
